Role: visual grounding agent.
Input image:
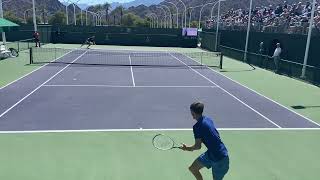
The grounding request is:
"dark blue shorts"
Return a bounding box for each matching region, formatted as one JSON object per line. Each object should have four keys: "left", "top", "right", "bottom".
{"left": 198, "top": 151, "right": 229, "bottom": 180}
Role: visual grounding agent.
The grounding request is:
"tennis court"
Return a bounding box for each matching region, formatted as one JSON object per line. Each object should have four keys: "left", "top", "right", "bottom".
{"left": 0, "top": 45, "right": 319, "bottom": 180}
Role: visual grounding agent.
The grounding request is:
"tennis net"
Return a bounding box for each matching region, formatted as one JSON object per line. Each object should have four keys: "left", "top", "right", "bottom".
{"left": 6, "top": 38, "right": 44, "bottom": 52}
{"left": 29, "top": 47, "right": 223, "bottom": 68}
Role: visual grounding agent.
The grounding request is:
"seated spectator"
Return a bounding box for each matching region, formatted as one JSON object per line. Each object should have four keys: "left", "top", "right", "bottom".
{"left": 283, "top": 1, "right": 288, "bottom": 9}
{"left": 290, "top": 4, "right": 297, "bottom": 16}
{"left": 210, "top": 1, "right": 317, "bottom": 34}
{"left": 275, "top": 5, "right": 284, "bottom": 16}
{"left": 314, "top": 9, "right": 320, "bottom": 31}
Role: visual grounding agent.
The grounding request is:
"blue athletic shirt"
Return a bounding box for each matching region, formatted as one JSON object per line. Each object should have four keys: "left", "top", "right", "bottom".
{"left": 193, "top": 116, "right": 228, "bottom": 162}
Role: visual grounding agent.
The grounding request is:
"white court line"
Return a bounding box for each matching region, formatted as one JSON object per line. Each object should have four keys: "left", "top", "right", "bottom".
{"left": 42, "top": 85, "right": 218, "bottom": 88}
{"left": 169, "top": 53, "right": 282, "bottom": 128}
{"left": 88, "top": 47, "right": 173, "bottom": 53}
{"left": 128, "top": 54, "right": 136, "bottom": 87}
{"left": 0, "top": 51, "right": 88, "bottom": 119}
{"left": 0, "top": 50, "right": 75, "bottom": 91}
{"left": 182, "top": 53, "right": 320, "bottom": 128}
{"left": 0, "top": 128, "right": 319, "bottom": 134}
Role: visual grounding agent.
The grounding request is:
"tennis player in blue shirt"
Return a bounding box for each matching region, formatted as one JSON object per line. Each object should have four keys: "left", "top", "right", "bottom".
{"left": 180, "top": 102, "right": 229, "bottom": 180}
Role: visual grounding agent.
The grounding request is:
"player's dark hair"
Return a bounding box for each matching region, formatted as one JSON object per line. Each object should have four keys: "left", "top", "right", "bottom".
{"left": 190, "top": 102, "right": 204, "bottom": 115}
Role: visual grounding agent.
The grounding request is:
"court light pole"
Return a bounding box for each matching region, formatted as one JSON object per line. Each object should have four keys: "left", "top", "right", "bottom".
{"left": 85, "top": 9, "right": 88, "bottom": 25}
{"left": 0, "top": 0, "right": 6, "bottom": 44}
{"left": 85, "top": 5, "right": 92, "bottom": 26}
{"left": 66, "top": 3, "right": 69, "bottom": 25}
{"left": 62, "top": 0, "right": 72, "bottom": 25}
{"left": 152, "top": 17, "right": 155, "bottom": 28}
{"left": 188, "top": 5, "right": 202, "bottom": 28}
{"left": 199, "top": 2, "right": 218, "bottom": 29}
{"left": 149, "top": 14, "right": 158, "bottom": 28}
{"left": 74, "top": 1, "right": 84, "bottom": 26}
{"left": 97, "top": 11, "right": 105, "bottom": 26}
{"left": 176, "top": 0, "right": 187, "bottom": 28}
{"left": 81, "top": 8, "right": 83, "bottom": 25}
{"left": 150, "top": 16, "right": 154, "bottom": 28}
{"left": 24, "top": 9, "right": 32, "bottom": 23}
{"left": 32, "top": 0, "right": 37, "bottom": 32}
{"left": 156, "top": 6, "right": 168, "bottom": 28}
{"left": 161, "top": 5, "right": 172, "bottom": 28}
{"left": 72, "top": 0, "right": 81, "bottom": 26}
{"left": 87, "top": 11, "right": 97, "bottom": 26}
{"left": 87, "top": 11, "right": 93, "bottom": 25}
{"left": 95, "top": 11, "right": 102, "bottom": 26}
{"left": 150, "top": 13, "right": 159, "bottom": 28}
{"left": 94, "top": 15, "right": 97, "bottom": 26}
{"left": 146, "top": 14, "right": 154, "bottom": 28}
{"left": 301, "top": 0, "right": 316, "bottom": 78}
{"left": 72, "top": 3, "right": 76, "bottom": 25}
{"left": 165, "top": 1, "right": 179, "bottom": 28}
{"left": 211, "top": 0, "right": 226, "bottom": 19}
{"left": 244, "top": 0, "right": 253, "bottom": 62}
{"left": 212, "top": 0, "right": 227, "bottom": 51}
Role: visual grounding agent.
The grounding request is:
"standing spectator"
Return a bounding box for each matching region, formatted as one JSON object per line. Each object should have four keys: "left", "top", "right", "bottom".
{"left": 33, "top": 31, "right": 41, "bottom": 48}
{"left": 272, "top": 43, "right": 282, "bottom": 74}
{"left": 259, "top": 42, "right": 267, "bottom": 67}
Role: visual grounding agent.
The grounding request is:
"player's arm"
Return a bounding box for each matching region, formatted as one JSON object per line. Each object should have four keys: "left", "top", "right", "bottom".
{"left": 180, "top": 138, "right": 202, "bottom": 151}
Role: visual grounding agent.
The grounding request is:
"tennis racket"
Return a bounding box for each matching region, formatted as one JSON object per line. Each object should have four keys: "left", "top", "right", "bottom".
{"left": 152, "top": 134, "right": 181, "bottom": 150}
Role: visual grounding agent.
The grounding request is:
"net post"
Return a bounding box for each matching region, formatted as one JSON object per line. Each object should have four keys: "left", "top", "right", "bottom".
{"left": 201, "top": 52, "right": 203, "bottom": 66}
{"left": 29, "top": 48, "right": 33, "bottom": 64}
{"left": 18, "top": 41, "right": 20, "bottom": 52}
{"left": 219, "top": 53, "right": 223, "bottom": 69}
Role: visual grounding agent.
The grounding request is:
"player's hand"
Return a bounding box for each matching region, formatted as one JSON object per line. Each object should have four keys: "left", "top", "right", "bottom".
{"left": 179, "top": 144, "right": 188, "bottom": 151}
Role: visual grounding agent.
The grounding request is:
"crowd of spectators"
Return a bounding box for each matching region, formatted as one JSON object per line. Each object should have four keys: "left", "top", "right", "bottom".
{"left": 207, "top": 1, "right": 320, "bottom": 34}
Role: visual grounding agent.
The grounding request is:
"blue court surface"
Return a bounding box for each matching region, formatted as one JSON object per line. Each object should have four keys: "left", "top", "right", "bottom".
{"left": 1, "top": 48, "right": 319, "bottom": 131}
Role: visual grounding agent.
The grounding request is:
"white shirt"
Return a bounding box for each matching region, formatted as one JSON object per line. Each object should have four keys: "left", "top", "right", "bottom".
{"left": 273, "top": 47, "right": 282, "bottom": 57}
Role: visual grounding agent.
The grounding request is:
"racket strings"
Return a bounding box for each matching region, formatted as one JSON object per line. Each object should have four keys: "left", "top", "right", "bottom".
{"left": 153, "top": 134, "right": 175, "bottom": 150}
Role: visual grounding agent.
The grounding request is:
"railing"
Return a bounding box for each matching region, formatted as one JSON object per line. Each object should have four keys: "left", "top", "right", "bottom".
{"left": 205, "top": 21, "right": 320, "bottom": 35}
{"left": 219, "top": 45, "right": 320, "bottom": 85}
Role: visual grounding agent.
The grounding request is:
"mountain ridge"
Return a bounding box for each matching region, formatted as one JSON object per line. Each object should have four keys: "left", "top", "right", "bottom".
{"left": 110, "top": 0, "right": 163, "bottom": 9}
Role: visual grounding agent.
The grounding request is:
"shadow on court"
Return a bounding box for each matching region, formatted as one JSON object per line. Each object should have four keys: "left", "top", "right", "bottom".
{"left": 292, "top": 105, "right": 320, "bottom": 109}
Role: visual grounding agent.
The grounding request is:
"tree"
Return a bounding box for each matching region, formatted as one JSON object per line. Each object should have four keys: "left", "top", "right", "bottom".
{"left": 26, "top": 16, "right": 41, "bottom": 25}
{"left": 110, "top": 6, "right": 125, "bottom": 25}
{"left": 49, "top": 12, "right": 66, "bottom": 25}
{"left": 89, "top": 4, "right": 103, "bottom": 13}
{"left": 103, "top": 2, "right": 111, "bottom": 25}
{"left": 38, "top": 5, "right": 48, "bottom": 24}
{"left": 120, "top": 6, "right": 123, "bottom": 25}
{"left": 135, "top": 18, "right": 148, "bottom": 27}
{"left": 122, "top": 13, "right": 136, "bottom": 26}
{"left": 145, "top": 17, "right": 152, "bottom": 27}
{"left": 76, "top": 13, "right": 83, "bottom": 25}
{"left": 4, "top": 11, "right": 23, "bottom": 24}
{"left": 190, "top": 21, "right": 198, "bottom": 28}
{"left": 122, "top": 13, "right": 148, "bottom": 27}
{"left": 75, "top": 13, "right": 93, "bottom": 26}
